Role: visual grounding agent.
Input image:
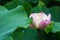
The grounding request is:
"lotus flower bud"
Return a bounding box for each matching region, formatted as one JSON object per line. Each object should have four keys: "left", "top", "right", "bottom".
{"left": 30, "top": 12, "right": 51, "bottom": 29}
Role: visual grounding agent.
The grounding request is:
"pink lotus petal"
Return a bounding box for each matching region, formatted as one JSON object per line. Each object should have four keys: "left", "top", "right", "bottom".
{"left": 47, "top": 14, "right": 51, "bottom": 21}
{"left": 29, "top": 12, "right": 51, "bottom": 29}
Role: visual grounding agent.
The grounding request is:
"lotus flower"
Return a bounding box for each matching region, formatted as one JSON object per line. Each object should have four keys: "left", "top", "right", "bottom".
{"left": 30, "top": 12, "right": 51, "bottom": 29}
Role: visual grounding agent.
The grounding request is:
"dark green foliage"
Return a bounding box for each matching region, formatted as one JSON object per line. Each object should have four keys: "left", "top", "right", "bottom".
{"left": 0, "top": 0, "right": 60, "bottom": 40}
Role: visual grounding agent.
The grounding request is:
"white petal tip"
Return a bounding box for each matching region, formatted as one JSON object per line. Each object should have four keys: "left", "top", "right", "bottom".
{"left": 48, "top": 14, "right": 51, "bottom": 18}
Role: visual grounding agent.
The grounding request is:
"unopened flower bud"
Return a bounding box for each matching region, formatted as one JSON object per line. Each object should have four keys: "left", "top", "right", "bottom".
{"left": 30, "top": 12, "right": 51, "bottom": 29}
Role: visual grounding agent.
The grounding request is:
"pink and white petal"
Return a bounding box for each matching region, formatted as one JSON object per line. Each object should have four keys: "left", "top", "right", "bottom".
{"left": 47, "top": 14, "right": 51, "bottom": 20}
{"left": 40, "top": 13, "right": 48, "bottom": 20}
{"left": 44, "top": 20, "right": 50, "bottom": 25}
{"left": 38, "top": 20, "right": 47, "bottom": 29}
{"left": 29, "top": 13, "right": 34, "bottom": 18}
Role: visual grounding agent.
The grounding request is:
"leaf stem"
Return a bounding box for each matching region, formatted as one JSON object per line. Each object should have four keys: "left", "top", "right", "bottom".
{"left": 37, "top": 29, "right": 47, "bottom": 40}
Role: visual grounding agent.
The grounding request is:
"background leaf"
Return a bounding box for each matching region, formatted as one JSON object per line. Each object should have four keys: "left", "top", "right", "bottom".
{"left": 50, "top": 6, "right": 60, "bottom": 22}
{"left": 52, "top": 22, "right": 60, "bottom": 33}
{"left": 54, "top": 0, "right": 60, "bottom": 2}
{"left": 4, "top": 0, "right": 32, "bottom": 16}
{"left": 13, "top": 28, "right": 38, "bottom": 40}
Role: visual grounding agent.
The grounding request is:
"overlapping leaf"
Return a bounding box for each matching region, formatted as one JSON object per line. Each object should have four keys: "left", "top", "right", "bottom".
{"left": 0, "top": 5, "right": 32, "bottom": 39}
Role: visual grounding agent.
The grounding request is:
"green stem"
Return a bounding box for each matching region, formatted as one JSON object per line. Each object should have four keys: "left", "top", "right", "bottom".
{"left": 37, "top": 29, "right": 47, "bottom": 40}
{"left": 37, "top": 29, "right": 41, "bottom": 40}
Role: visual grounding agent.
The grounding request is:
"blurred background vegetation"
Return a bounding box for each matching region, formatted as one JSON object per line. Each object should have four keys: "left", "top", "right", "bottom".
{"left": 0, "top": 0, "right": 60, "bottom": 40}
{"left": 0, "top": 0, "right": 60, "bottom": 7}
